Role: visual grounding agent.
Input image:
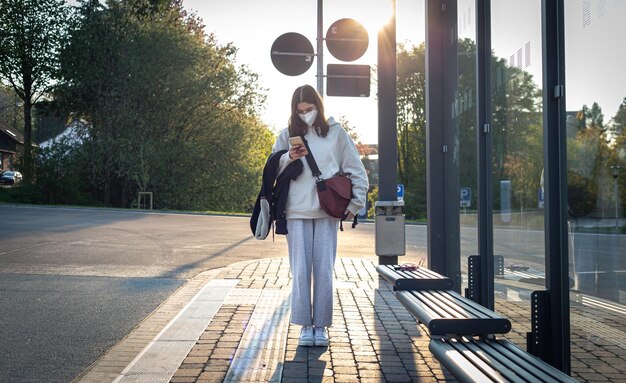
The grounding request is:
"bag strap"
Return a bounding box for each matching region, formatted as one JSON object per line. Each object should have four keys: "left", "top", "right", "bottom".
{"left": 301, "top": 136, "right": 357, "bottom": 230}
{"left": 301, "top": 137, "right": 322, "bottom": 179}
{"left": 340, "top": 215, "right": 358, "bottom": 231}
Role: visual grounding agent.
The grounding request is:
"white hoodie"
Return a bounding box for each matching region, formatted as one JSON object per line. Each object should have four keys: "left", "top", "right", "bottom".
{"left": 272, "top": 117, "right": 369, "bottom": 220}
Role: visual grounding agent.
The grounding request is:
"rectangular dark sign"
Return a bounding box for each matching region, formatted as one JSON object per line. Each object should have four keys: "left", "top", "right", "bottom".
{"left": 326, "top": 64, "right": 370, "bottom": 97}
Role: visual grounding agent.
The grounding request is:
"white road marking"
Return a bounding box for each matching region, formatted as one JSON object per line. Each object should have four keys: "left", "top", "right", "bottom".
{"left": 0, "top": 242, "right": 52, "bottom": 256}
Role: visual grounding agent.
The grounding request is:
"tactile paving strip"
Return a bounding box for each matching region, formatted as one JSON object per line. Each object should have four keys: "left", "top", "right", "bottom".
{"left": 223, "top": 289, "right": 291, "bottom": 382}
{"left": 113, "top": 279, "right": 238, "bottom": 383}
{"left": 224, "top": 287, "right": 263, "bottom": 305}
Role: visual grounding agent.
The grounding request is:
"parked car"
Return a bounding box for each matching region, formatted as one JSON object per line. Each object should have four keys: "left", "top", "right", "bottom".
{"left": 0, "top": 170, "right": 22, "bottom": 185}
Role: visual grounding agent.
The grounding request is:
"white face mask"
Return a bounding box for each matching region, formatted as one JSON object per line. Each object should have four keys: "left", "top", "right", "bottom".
{"left": 298, "top": 109, "right": 318, "bottom": 126}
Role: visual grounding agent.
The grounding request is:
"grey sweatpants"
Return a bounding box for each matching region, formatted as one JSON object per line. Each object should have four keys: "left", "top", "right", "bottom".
{"left": 286, "top": 217, "right": 339, "bottom": 328}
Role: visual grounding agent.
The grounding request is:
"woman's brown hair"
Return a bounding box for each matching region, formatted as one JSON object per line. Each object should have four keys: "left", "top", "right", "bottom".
{"left": 288, "top": 84, "right": 330, "bottom": 137}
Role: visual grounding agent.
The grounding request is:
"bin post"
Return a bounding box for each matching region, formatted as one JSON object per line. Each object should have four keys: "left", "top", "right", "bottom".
{"left": 375, "top": 200, "right": 405, "bottom": 265}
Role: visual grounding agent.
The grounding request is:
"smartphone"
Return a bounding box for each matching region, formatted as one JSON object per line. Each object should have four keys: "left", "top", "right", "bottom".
{"left": 288, "top": 136, "right": 308, "bottom": 155}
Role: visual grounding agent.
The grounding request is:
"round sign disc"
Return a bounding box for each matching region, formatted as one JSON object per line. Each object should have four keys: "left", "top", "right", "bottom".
{"left": 326, "top": 18, "right": 369, "bottom": 62}
{"left": 270, "top": 32, "right": 315, "bottom": 76}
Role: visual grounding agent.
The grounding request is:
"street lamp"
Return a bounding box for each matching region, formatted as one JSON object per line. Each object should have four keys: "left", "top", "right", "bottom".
{"left": 610, "top": 165, "right": 621, "bottom": 229}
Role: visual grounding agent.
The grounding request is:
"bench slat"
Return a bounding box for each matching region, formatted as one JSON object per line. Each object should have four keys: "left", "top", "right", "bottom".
{"left": 396, "top": 289, "right": 443, "bottom": 324}
{"left": 397, "top": 290, "right": 511, "bottom": 336}
{"left": 434, "top": 290, "right": 504, "bottom": 320}
{"left": 430, "top": 338, "right": 577, "bottom": 383}
{"left": 417, "top": 290, "right": 495, "bottom": 319}
{"left": 377, "top": 263, "right": 574, "bottom": 382}
{"left": 497, "top": 340, "right": 578, "bottom": 383}
{"left": 376, "top": 265, "right": 453, "bottom": 290}
{"left": 464, "top": 339, "right": 543, "bottom": 383}
{"left": 414, "top": 290, "right": 469, "bottom": 319}
{"left": 430, "top": 337, "right": 511, "bottom": 383}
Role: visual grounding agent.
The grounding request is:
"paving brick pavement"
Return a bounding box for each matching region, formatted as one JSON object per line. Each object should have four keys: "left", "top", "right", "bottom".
{"left": 78, "top": 256, "right": 626, "bottom": 383}
{"left": 170, "top": 257, "right": 455, "bottom": 383}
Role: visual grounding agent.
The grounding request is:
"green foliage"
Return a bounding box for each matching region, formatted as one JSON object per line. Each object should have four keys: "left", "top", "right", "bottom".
{"left": 0, "top": 183, "right": 38, "bottom": 203}
{"left": 32, "top": 137, "right": 95, "bottom": 205}
{"left": 0, "top": 84, "right": 23, "bottom": 130}
{"left": 567, "top": 103, "right": 623, "bottom": 218}
{"left": 52, "top": 0, "right": 272, "bottom": 211}
{"left": 455, "top": 39, "right": 478, "bottom": 207}
{"left": 0, "top": 0, "right": 71, "bottom": 181}
{"left": 612, "top": 97, "right": 626, "bottom": 137}
{"left": 396, "top": 39, "right": 545, "bottom": 218}
{"left": 396, "top": 43, "right": 427, "bottom": 219}
{"left": 367, "top": 185, "right": 378, "bottom": 218}
{"left": 611, "top": 110, "right": 626, "bottom": 212}
{"left": 455, "top": 38, "right": 545, "bottom": 211}
{"left": 337, "top": 115, "right": 360, "bottom": 143}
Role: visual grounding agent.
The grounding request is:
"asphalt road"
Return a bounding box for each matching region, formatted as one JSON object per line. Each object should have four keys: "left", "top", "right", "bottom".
{"left": 0, "top": 205, "right": 427, "bottom": 280}
{"left": 0, "top": 274, "right": 182, "bottom": 382}
{"left": 1, "top": 205, "right": 622, "bottom": 382}
{"left": 0, "top": 204, "right": 412, "bottom": 383}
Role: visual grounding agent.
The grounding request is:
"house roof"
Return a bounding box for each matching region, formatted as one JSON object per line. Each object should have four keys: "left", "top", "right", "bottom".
{"left": 0, "top": 120, "right": 24, "bottom": 145}
{"left": 39, "top": 119, "right": 87, "bottom": 149}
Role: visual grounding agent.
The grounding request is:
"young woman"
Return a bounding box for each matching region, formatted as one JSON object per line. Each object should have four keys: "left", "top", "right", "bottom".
{"left": 272, "top": 84, "right": 368, "bottom": 347}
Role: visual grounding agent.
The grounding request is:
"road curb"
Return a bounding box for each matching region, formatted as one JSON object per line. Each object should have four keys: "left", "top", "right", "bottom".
{"left": 73, "top": 267, "right": 225, "bottom": 383}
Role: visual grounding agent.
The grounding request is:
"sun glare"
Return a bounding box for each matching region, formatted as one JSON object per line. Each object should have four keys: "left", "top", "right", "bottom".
{"left": 183, "top": 0, "right": 426, "bottom": 144}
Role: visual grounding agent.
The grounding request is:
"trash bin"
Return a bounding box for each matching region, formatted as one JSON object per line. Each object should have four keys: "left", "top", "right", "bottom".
{"left": 375, "top": 200, "right": 405, "bottom": 256}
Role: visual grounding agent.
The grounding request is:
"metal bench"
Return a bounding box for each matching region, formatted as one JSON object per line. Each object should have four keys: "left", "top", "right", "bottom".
{"left": 376, "top": 264, "right": 453, "bottom": 290}
{"left": 430, "top": 337, "right": 577, "bottom": 383}
{"left": 376, "top": 264, "right": 574, "bottom": 382}
{"left": 396, "top": 289, "right": 512, "bottom": 336}
{"left": 376, "top": 265, "right": 511, "bottom": 336}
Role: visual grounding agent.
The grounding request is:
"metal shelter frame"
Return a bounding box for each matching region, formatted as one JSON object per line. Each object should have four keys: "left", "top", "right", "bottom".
{"left": 376, "top": 0, "right": 571, "bottom": 373}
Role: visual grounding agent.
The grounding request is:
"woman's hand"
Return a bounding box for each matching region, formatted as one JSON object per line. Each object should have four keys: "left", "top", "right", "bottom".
{"left": 344, "top": 210, "right": 354, "bottom": 220}
{"left": 289, "top": 144, "right": 306, "bottom": 160}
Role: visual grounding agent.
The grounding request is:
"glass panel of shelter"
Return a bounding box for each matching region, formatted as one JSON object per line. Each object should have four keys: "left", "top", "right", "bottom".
{"left": 416, "top": 0, "right": 624, "bottom": 377}
{"left": 456, "top": 0, "right": 479, "bottom": 293}
{"left": 490, "top": 0, "right": 547, "bottom": 329}
{"left": 564, "top": 1, "right": 626, "bottom": 381}
{"left": 396, "top": 1, "right": 624, "bottom": 376}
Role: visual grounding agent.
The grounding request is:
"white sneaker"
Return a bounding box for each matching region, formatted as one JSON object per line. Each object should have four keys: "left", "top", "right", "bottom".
{"left": 314, "top": 327, "right": 329, "bottom": 347}
{"left": 299, "top": 326, "right": 314, "bottom": 347}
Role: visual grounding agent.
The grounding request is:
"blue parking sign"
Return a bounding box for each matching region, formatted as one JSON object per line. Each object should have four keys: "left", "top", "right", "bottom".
{"left": 397, "top": 184, "right": 404, "bottom": 201}
{"left": 460, "top": 187, "right": 471, "bottom": 207}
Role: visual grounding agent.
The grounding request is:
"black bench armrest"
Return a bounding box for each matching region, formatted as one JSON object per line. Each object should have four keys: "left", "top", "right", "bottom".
{"left": 376, "top": 264, "right": 453, "bottom": 290}
{"left": 430, "top": 337, "right": 577, "bottom": 383}
{"left": 396, "top": 290, "right": 511, "bottom": 336}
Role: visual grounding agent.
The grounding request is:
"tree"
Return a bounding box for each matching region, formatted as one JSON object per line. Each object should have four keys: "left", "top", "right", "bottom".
{"left": 610, "top": 97, "right": 626, "bottom": 138}
{"left": 337, "top": 115, "right": 360, "bottom": 143}
{"left": 0, "top": 84, "right": 23, "bottom": 130}
{"left": 0, "top": 0, "right": 70, "bottom": 182}
{"left": 609, "top": 104, "right": 626, "bottom": 218}
{"left": 396, "top": 43, "right": 427, "bottom": 218}
{"left": 56, "top": 0, "right": 271, "bottom": 210}
{"left": 32, "top": 136, "right": 92, "bottom": 205}
{"left": 567, "top": 110, "right": 614, "bottom": 218}
{"left": 395, "top": 39, "right": 544, "bottom": 218}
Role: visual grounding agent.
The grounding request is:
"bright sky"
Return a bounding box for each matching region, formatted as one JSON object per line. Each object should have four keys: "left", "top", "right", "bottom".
{"left": 183, "top": 0, "right": 425, "bottom": 144}
{"left": 182, "top": 0, "right": 625, "bottom": 143}
{"left": 562, "top": 0, "right": 626, "bottom": 123}
{"left": 486, "top": 0, "right": 626, "bottom": 125}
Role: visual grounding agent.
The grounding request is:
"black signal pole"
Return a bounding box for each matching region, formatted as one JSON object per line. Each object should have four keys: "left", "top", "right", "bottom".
{"left": 377, "top": 0, "right": 398, "bottom": 265}
{"left": 317, "top": 0, "right": 324, "bottom": 96}
{"left": 377, "top": 2, "right": 397, "bottom": 202}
